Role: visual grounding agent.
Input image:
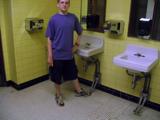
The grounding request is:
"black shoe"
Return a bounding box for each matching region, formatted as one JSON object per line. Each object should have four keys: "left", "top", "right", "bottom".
{"left": 75, "top": 88, "right": 89, "bottom": 97}
{"left": 55, "top": 94, "right": 64, "bottom": 106}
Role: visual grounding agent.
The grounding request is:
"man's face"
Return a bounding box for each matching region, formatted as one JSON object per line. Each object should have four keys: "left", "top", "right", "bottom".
{"left": 57, "top": 0, "right": 70, "bottom": 13}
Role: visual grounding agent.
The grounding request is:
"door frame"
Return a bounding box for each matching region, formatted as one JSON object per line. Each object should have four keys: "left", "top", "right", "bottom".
{"left": 0, "top": 29, "right": 7, "bottom": 86}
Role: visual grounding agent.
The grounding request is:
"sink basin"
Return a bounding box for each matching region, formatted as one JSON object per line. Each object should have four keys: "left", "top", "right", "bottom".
{"left": 113, "top": 44, "right": 159, "bottom": 72}
{"left": 77, "top": 34, "right": 104, "bottom": 57}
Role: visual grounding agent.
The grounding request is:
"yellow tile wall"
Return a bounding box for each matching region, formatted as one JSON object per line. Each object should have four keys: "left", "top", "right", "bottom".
{"left": 1, "top": 0, "right": 58, "bottom": 84}
{"left": 69, "top": 0, "right": 81, "bottom": 18}
{"left": 11, "top": 0, "right": 58, "bottom": 84}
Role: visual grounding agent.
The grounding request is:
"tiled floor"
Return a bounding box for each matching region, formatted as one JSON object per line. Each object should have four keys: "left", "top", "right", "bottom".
{"left": 0, "top": 80, "right": 159, "bottom": 120}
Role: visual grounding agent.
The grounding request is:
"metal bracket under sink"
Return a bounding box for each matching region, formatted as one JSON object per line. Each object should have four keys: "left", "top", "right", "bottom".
{"left": 126, "top": 70, "right": 151, "bottom": 115}
{"left": 134, "top": 72, "right": 151, "bottom": 115}
{"left": 82, "top": 56, "right": 101, "bottom": 95}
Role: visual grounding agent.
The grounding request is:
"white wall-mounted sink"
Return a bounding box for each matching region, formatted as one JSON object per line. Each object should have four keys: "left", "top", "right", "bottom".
{"left": 113, "top": 44, "right": 159, "bottom": 72}
{"left": 77, "top": 34, "right": 104, "bottom": 57}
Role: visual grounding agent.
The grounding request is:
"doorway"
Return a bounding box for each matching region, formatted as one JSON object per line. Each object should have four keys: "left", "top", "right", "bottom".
{"left": 0, "top": 30, "right": 7, "bottom": 86}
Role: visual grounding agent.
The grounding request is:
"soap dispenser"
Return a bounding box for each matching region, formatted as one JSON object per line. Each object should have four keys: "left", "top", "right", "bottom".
{"left": 138, "top": 18, "right": 152, "bottom": 39}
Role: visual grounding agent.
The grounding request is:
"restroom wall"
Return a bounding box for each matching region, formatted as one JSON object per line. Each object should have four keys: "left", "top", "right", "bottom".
{"left": 0, "top": 0, "right": 57, "bottom": 84}
{"left": 77, "top": 0, "right": 160, "bottom": 104}
{"left": 69, "top": 0, "right": 81, "bottom": 19}
{"left": 10, "top": 0, "right": 57, "bottom": 84}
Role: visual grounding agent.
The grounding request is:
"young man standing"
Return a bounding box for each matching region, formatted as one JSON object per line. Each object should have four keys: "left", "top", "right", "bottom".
{"left": 45, "top": 0, "right": 88, "bottom": 106}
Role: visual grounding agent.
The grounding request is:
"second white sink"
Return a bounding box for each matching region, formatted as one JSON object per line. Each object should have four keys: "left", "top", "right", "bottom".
{"left": 113, "top": 44, "right": 159, "bottom": 72}
{"left": 77, "top": 34, "right": 104, "bottom": 57}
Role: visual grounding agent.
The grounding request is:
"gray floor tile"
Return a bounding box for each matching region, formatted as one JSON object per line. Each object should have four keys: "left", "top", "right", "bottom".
{"left": 0, "top": 80, "right": 159, "bottom": 120}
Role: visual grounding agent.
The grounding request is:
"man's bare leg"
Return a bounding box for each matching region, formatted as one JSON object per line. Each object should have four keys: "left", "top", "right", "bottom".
{"left": 73, "top": 79, "right": 88, "bottom": 96}
{"left": 55, "top": 83, "right": 64, "bottom": 106}
{"left": 73, "top": 79, "right": 81, "bottom": 92}
{"left": 55, "top": 83, "right": 61, "bottom": 96}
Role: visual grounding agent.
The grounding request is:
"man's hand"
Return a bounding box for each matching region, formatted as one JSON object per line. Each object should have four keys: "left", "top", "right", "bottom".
{"left": 72, "top": 43, "right": 79, "bottom": 53}
{"left": 48, "top": 56, "right": 53, "bottom": 67}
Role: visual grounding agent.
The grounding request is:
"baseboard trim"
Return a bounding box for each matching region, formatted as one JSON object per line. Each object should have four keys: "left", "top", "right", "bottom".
{"left": 79, "top": 77, "right": 160, "bottom": 112}
{"left": 8, "top": 75, "right": 49, "bottom": 90}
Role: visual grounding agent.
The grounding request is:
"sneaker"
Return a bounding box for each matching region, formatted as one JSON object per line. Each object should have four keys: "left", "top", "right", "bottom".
{"left": 55, "top": 94, "right": 64, "bottom": 106}
{"left": 75, "top": 88, "right": 89, "bottom": 97}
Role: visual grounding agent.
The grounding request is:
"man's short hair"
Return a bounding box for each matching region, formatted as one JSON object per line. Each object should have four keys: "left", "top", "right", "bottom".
{"left": 57, "top": 0, "right": 70, "bottom": 3}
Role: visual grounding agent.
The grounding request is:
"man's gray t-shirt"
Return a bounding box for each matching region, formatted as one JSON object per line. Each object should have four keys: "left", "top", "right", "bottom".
{"left": 45, "top": 13, "right": 82, "bottom": 60}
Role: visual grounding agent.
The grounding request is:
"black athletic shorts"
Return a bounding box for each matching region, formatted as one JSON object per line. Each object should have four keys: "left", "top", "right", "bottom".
{"left": 49, "top": 58, "right": 78, "bottom": 84}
